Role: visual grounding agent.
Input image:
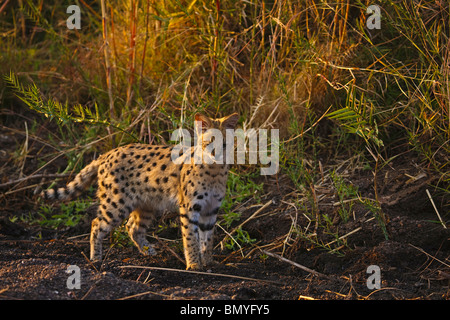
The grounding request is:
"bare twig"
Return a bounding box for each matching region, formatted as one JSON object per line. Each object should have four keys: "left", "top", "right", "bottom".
{"left": 117, "top": 290, "right": 177, "bottom": 300}
{"left": 409, "top": 244, "right": 450, "bottom": 269}
{"left": 0, "top": 0, "right": 11, "bottom": 14}
{"left": 280, "top": 200, "right": 298, "bottom": 255}
{"left": 154, "top": 235, "right": 186, "bottom": 266}
{"left": 0, "top": 173, "right": 71, "bottom": 189}
{"left": 260, "top": 249, "right": 333, "bottom": 280}
{"left": 81, "top": 251, "right": 99, "bottom": 273}
{"left": 0, "top": 287, "right": 9, "bottom": 296}
{"left": 216, "top": 223, "right": 243, "bottom": 254}
{"left": 119, "top": 265, "right": 283, "bottom": 285}
{"left": 298, "top": 295, "right": 316, "bottom": 300}
{"left": 426, "top": 189, "right": 447, "bottom": 229}
{"left": 324, "top": 226, "right": 362, "bottom": 248}
{"left": 81, "top": 280, "right": 100, "bottom": 300}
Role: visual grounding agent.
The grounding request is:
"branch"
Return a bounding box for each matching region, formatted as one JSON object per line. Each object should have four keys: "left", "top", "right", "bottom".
{"left": 261, "top": 249, "right": 335, "bottom": 281}
{"left": 0, "top": 173, "right": 71, "bottom": 189}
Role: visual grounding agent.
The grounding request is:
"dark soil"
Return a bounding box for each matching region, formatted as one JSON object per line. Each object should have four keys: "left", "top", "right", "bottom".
{"left": 0, "top": 123, "right": 449, "bottom": 300}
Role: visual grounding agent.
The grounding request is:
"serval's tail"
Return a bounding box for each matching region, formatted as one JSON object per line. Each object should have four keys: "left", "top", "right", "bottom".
{"left": 40, "top": 159, "right": 100, "bottom": 201}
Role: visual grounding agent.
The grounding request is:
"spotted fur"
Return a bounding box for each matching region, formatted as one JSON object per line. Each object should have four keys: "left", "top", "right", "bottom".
{"left": 41, "top": 113, "right": 239, "bottom": 270}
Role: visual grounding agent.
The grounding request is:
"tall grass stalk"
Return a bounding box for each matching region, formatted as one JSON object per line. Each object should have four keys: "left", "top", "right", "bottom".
{"left": 101, "top": 0, "right": 115, "bottom": 121}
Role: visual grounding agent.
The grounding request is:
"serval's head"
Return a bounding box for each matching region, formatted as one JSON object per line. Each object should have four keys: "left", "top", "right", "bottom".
{"left": 194, "top": 113, "right": 240, "bottom": 160}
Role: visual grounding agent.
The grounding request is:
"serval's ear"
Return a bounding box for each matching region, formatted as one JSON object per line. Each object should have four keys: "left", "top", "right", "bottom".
{"left": 222, "top": 113, "right": 239, "bottom": 130}
{"left": 194, "top": 113, "right": 212, "bottom": 132}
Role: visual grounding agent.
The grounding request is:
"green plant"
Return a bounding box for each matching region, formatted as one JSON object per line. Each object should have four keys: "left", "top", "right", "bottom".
{"left": 223, "top": 226, "right": 256, "bottom": 251}
{"left": 331, "top": 170, "right": 359, "bottom": 223}
{"left": 326, "top": 85, "right": 384, "bottom": 149}
{"left": 4, "top": 72, "right": 137, "bottom": 142}
{"left": 217, "top": 169, "right": 262, "bottom": 251}
{"left": 361, "top": 198, "right": 388, "bottom": 240}
{"left": 14, "top": 199, "right": 91, "bottom": 230}
{"left": 111, "top": 225, "right": 133, "bottom": 249}
{"left": 220, "top": 170, "right": 263, "bottom": 226}
{"left": 222, "top": 211, "right": 241, "bottom": 229}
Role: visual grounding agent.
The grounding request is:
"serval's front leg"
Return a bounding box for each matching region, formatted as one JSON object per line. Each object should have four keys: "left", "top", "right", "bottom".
{"left": 179, "top": 201, "right": 202, "bottom": 270}
{"left": 198, "top": 207, "right": 219, "bottom": 267}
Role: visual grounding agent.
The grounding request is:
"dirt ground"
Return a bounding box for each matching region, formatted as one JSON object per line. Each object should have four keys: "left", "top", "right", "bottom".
{"left": 0, "top": 123, "right": 449, "bottom": 301}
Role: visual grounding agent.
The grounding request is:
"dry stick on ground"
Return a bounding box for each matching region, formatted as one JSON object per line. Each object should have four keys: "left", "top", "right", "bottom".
{"left": 117, "top": 289, "right": 180, "bottom": 300}
{"left": 0, "top": 173, "right": 71, "bottom": 189}
{"left": 81, "top": 251, "right": 99, "bottom": 273}
{"left": 154, "top": 235, "right": 186, "bottom": 266}
{"left": 425, "top": 189, "right": 447, "bottom": 229}
{"left": 280, "top": 200, "right": 299, "bottom": 255}
{"left": 409, "top": 244, "right": 450, "bottom": 269}
{"left": 260, "top": 249, "right": 335, "bottom": 281}
{"left": 119, "top": 265, "right": 283, "bottom": 285}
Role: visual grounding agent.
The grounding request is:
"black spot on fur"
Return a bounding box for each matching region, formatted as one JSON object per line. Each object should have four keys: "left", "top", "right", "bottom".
{"left": 52, "top": 187, "right": 59, "bottom": 199}
{"left": 199, "top": 222, "right": 214, "bottom": 231}
{"left": 105, "top": 211, "right": 114, "bottom": 219}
